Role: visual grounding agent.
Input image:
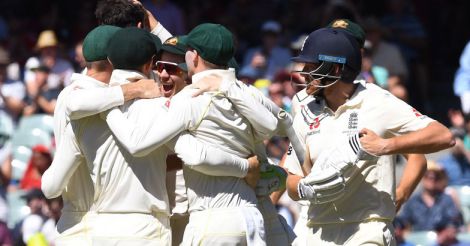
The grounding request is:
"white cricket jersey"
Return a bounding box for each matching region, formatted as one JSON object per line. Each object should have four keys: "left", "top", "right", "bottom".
{"left": 104, "top": 69, "right": 278, "bottom": 213}
{"left": 49, "top": 73, "right": 121, "bottom": 221}
{"left": 291, "top": 88, "right": 314, "bottom": 118}
{"left": 293, "top": 81, "right": 434, "bottom": 224}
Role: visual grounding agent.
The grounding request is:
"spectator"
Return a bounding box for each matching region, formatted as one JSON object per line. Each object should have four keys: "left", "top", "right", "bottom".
{"left": 19, "top": 145, "right": 52, "bottom": 190}
{"left": 40, "top": 197, "right": 62, "bottom": 245}
{"left": 394, "top": 217, "right": 415, "bottom": 246}
{"left": 363, "top": 17, "right": 409, "bottom": 101}
{"left": 438, "top": 111, "right": 470, "bottom": 186}
{"left": 23, "top": 64, "right": 60, "bottom": 116}
{"left": 24, "top": 30, "right": 73, "bottom": 97}
{"left": 0, "top": 114, "right": 11, "bottom": 246}
{"left": 0, "top": 47, "right": 26, "bottom": 123}
{"left": 398, "top": 161, "right": 463, "bottom": 231}
{"left": 359, "top": 40, "right": 389, "bottom": 88}
{"left": 241, "top": 20, "right": 291, "bottom": 81}
{"left": 18, "top": 189, "right": 48, "bottom": 246}
{"left": 72, "top": 40, "right": 86, "bottom": 72}
{"left": 433, "top": 221, "right": 470, "bottom": 246}
{"left": 380, "top": 0, "right": 429, "bottom": 108}
{"left": 453, "top": 41, "right": 470, "bottom": 114}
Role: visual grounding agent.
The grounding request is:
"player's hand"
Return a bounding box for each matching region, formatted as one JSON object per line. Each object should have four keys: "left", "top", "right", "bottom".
{"left": 131, "top": 0, "right": 158, "bottom": 30}
{"left": 245, "top": 155, "right": 260, "bottom": 189}
{"left": 395, "top": 187, "right": 408, "bottom": 212}
{"left": 133, "top": 78, "right": 162, "bottom": 99}
{"left": 359, "top": 128, "right": 389, "bottom": 156}
{"left": 256, "top": 165, "right": 288, "bottom": 196}
{"left": 189, "top": 74, "right": 223, "bottom": 97}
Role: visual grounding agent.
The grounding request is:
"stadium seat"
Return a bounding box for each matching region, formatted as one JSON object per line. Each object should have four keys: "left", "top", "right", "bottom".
{"left": 11, "top": 146, "right": 32, "bottom": 181}
{"left": 17, "top": 114, "right": 54, "bottom": 135}
{"left": 6, "top": 189, "right": 29, "bottom": 229}
{"left": 458, "top": 232, "right": 470, "bottom": 242}
{"left": 404, "top": 231, "right": 437, "bottom": 246}
{"left": 10, "top": 128, "right": 52, "bottom": 149}
{"left": 449, "top": 185, "right": 470, "bottom": 225}
{"left": 0, "top": 112, "right": 14, "bottom": 147}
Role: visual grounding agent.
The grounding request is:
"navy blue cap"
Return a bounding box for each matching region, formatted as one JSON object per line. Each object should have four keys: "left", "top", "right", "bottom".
{"left": 291, "top": 28, "right": 361, "bottom": 72}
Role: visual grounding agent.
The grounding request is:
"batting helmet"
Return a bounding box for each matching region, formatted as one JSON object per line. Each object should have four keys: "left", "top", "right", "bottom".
{"left": 291, "top": 28, "right": 361, "bottom": 84}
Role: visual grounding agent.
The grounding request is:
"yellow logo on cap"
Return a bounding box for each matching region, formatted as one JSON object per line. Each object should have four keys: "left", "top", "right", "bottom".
{"left": 164, "top": 37, "right": 178, "bottom": 46}
{"left": 332, "top": 20, "right": 349, "bottom": 29}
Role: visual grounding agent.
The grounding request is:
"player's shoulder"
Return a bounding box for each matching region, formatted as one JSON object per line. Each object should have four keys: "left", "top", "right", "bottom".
{"left": 133, "top": 97, "right": 167, "bottom": 109}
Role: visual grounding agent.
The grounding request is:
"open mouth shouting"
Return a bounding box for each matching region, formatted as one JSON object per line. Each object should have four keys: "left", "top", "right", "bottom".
{"left": 162, "top": 82, "right": 175, "bottom": 97}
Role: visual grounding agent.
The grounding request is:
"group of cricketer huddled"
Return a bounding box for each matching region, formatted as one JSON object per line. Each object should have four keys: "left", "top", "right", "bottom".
{"left": 40, "top": 0, "right": 456, "bottom": 245}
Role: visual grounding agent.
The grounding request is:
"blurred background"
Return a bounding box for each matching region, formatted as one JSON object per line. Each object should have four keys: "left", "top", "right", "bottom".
{"left": 1, "top": 0, "right": 470, "bottom": 245}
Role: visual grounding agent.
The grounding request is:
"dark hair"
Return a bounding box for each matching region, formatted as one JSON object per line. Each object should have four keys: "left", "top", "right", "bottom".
{"left": 95, "top": 0, "right": 148, "bottom": 29}
{"left": 341, "top": 65, "right": 360, "bottom": 83}
{"left": 86, "top": 60, "right": 111, "bottom": 72}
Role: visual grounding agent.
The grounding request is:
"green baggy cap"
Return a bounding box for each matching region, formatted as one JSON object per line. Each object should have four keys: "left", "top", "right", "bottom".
{"left": 179, "top": 23, "right": 234, "bottom": 66}
{"left": 83, "top": 25, "right": 122, "bottom": 62}
{"left": 327, "top": 19, "right": 366, "bottom": 48}
{"left": 107, "top": 27, "right": 162, "bottom": 69}
{"left": 162, "top": 36, "right": 187, "bottom": 56}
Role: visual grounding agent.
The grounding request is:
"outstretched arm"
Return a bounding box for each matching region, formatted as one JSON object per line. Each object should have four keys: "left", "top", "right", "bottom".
{"left": 41, "top": 124, "right": 83, "bottom": 198}
{"left": 360, "top": 121, "right": 455, "bottom": 155}
{"left": 223, "top": 80, "right": 277, "bottom": 138}
{"left": 169, "top": 133, "right": 250, "bottom": 178}
{"left": 66, "top": 79, "right": 161, "bottom": 120}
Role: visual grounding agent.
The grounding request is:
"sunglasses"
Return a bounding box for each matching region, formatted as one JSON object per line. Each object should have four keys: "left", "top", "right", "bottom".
{"left": 154, "top": 61, "right": 183, "bottom": 75}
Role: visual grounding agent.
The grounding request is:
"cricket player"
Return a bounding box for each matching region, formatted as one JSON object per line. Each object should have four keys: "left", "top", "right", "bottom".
{"left": 283, "top": 19, "right": 429, "bottom": 246}
{"left": 43, "top": 27, "right": 261, "bottom": 245}
{"left": 284, "top": 28, "right": 454, "bottom": 246}
{"left": 100, "top": 23, "right": 281, "bottom": 245}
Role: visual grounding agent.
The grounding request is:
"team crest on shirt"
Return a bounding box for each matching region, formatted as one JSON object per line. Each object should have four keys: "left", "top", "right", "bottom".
{"left": 342, "top": 111, "right": 359, "bottom": 135}
{"left": 348, "top": 112, "right": 358, "bottom": 129}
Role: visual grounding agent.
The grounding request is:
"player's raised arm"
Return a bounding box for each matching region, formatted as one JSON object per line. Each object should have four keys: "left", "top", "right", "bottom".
{"left": 41, "top": 124, "right": 84, "bottom": 198}
{"left": 221, "top": 79, "right": 278, "bottom": 137}
{"left": 66, "top": 78, "right": 161, "bottom": 120}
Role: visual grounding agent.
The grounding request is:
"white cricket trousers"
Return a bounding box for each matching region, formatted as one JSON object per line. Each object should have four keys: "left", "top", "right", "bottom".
{"left": 292, "top": 203, "right": 309, "bottom": 246}
{"left": 55, "top": 211, "right": 171, "bottom": 246}
{"left": 300, "top": 220, "right": 395, "bottom": 246}
{"left": 181, "top": 206, "right": 266, "bottom": 246}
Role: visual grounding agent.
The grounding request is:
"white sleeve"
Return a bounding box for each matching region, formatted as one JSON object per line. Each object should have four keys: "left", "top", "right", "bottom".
{"left": 242, "top": 83, "right": 305, "bottom": 162}
{"left": 103, "top": 95, "right": 191, "bottom": 157}
{"left": 41, "top": 124, "right": 83, "bottom": 198}
{"left": 378, "top": 93, "right": 435, "bottom": 135}
{"left": 151, "top": 22, "right": 172, "bottom": 42}
{"left": 169, "top": 133, "right": 248, "bottom": 177}
{"left": 284, "top": 114, "right": 309, "bottom": 176}
{"left": 222, "top": 80, "right": 278, "bottom": 139}
{"left": 66, "top": 86, "right": 125, "bottom": 120}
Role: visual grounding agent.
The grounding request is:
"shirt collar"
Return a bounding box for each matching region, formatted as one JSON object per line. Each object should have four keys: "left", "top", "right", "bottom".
{"left": 70, "top": 73, "right": 108, "bottom": 88}
{"left": 110, "top": 69, "right": 148, "bottom": 86}
{"left": 340, "top": 80, "right": 367, "bottom": 107}
{"left": 191, "top": 69, "right": 236, "bottom": 85}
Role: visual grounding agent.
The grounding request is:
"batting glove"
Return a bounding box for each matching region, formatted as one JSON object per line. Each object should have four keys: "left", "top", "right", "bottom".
{"left": 256, "top": 165, "right": 288, "bottom": 196}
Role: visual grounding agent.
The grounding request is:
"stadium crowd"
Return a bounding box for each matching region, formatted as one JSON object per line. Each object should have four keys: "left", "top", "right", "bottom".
{"left": 0, "top": 0, "right": 469, "bottom": 245}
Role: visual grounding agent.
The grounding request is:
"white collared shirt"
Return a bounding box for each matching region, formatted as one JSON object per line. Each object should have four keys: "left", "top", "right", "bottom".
{"left": 104, "top": 69, "right": 278, "bottom": 212}
{"left": 285, "top": 82, "right": 434, "bottom": 224}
